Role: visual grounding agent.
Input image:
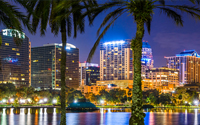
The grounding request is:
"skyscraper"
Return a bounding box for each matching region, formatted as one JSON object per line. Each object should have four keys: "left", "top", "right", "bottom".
{"left": 141, "top": 41, "right": 154, "bottom": 79}
{"left": 31, "top": 43, "right": 79, "bottom": 89}
{"left": 100, "top": 40, "right": 153, "bottom": 81}
{"left": 79, "top": 63, "right": 100, "bottom": 86}
{"left": 0, "top": 29, "right": 31, "bottom": 87}
{"left": 100, "top": 40, "right": 133, "bottom": 80}
{"left": 165, "top": 50, "right": 200, "bottom": 84}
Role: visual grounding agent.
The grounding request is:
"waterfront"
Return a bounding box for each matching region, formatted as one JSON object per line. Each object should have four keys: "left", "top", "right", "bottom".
{"left": 0, "top": 108, "right": 200, "bottom": 125}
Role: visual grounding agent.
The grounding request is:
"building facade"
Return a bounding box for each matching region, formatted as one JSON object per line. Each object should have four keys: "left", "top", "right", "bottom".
{"left": 31, "top": 43, "right": 79, "bottom": 89}
{"left": 165, "top": 50, "right": 200, "bottom": 84}
{"left": 146, "top": 67, "right": 179, "bottom": 87}
{"left": 100, "top": 40, "right": 133, "bottom": 80}
{"left": 79, "top": 63, "right": 100, "bottom": 86}
{"left": 0, "top": 29, "right": 31, "bottom": 87}
{"left": 100, "top": 40, "right": 153, "bottom": 81}
{"left": 141, "top": 41, "right": 154, "bottom": 79}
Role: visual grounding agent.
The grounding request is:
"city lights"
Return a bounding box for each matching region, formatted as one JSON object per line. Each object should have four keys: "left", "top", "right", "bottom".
{"left": 104, "top": 40, "right": 125, "bottom": 45}
{"left": 44, "top": 98, "right": 48, "bottom": 102}
{"left": 52, "top": 99, "right": 57, "bottom": 104}
{"left": 2, "top": 99, "right": 6, "bottom": 103}
{"left": 74, "top": 99, "right": 77, "bottom": 103}
{"left": 100, "top": 100, "right": 104, "bottom": 104}
{"left": 193, "top": 100, "right": 199, "bottom": 106}
{"left": 10, "top": 98, "right": 14, "bottom": 103}
{"left": 39, "top": 99, "right": 44, "bottom": 104}
{"left": 19, "top": 99, "right": 25, "bottom": 104}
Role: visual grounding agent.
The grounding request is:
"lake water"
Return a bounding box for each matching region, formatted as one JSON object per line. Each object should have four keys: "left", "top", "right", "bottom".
{"left": 0, "top": 107, "right": 199, "bottom": 125}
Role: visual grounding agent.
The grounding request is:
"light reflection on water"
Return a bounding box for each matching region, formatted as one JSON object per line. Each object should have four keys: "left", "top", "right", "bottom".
{"left": 1, "top": 108, "right": 200, "bottom": 125}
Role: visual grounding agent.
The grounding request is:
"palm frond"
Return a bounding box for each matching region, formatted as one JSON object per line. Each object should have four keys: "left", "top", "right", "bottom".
{"left": 145, "top": 17, "right": 152, "bottom": 34}
{"left": 87, "top": 13, "right": 123, "bottom": 62}
{"left": 157, "top": 7, "right": 183, "bottom": 26}
{"left": 166, "top": 5, "right": 200, "bottom": 20}
{"left": 97, "top": 7, "right": 126, "bottom": 36}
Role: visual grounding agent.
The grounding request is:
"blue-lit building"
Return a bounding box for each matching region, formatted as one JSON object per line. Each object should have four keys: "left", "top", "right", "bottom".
{"left": 165, "top": 50, "right": 200, "bottom": 84}
{"left": 100, "top": 40, "right": 133, "bottom": 80}
{"left": 100, "top": 40, "right": 154, "bottom": 81}
{"left": 0, "top": 29, "right": 31, "bottom": 87}
{"left": 141, "top": 41, "right": 154, "bottom": 79}
{"left": 31, "top": 43, "right": 79, "bottom": 89}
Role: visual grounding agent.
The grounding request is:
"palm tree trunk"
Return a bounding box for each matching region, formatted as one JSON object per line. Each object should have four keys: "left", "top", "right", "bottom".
{"left": 60, "top": 20, "right": 66, "bottom": 125}
{"left": 129, "top": 19, "right": 145, "bottom": 125}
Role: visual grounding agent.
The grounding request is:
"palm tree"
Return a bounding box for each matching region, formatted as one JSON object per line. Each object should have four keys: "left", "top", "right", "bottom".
{"left": 23, "top": 0, "right": 97, "bottom": 124}
{"left": 87, "top": 0, "right": 200, "bottom": 124}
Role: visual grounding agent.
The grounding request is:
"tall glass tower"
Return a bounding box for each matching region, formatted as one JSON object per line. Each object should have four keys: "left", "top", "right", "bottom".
{"left": 141, "top": 40, "right": 154, "bottom": 79}
{"left": 31, "top": 43, "right": 79, "bottom": 89}
{"left": 0, "top": 29, "right": 31, "bottom": 87}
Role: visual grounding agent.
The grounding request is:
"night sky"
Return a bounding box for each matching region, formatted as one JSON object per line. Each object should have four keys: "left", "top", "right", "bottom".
{"left": 1, "top": 1, "right": 200, "bottom": 67}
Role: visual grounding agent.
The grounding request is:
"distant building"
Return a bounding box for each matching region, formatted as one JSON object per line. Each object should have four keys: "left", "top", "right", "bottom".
{"left": 165, "top": 50, "right": 200, "bottom": 84}
{"left": 31, "top": 43, "right": 79, "bottom": 89}
{"left": 141, "top": 41, "right": 154, "bottom": 79}
{"left": 79, "top": 63, "right": 100, "bottom": 86}
{"left": 96, "top": 80, "right": 133, "bottom": 89}
{"left": 146, "top": 67, "right": 179, "bottom": 87}
{"left": 0, "top": 29, "right": 31, "bottom": 87}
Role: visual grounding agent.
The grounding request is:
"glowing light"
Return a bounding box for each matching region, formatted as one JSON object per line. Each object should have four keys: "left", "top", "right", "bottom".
{"left": 44, "top": 98, "right": 48, "bottom": 102}
{"left": 39, "top": 99, "right": 44, "bottom": 104}
{"left": 10, "top": 98, "right": 14, "bottom": 103}
{"left": 52, "top": 99, "right": 57, "bottom": 104}
{"left": 74, "top": 99, "right": 77, "bottom": 103}
{"left": 19, "top": 99, "right": 25, "bottom": 103}
{"left": 194, "top": 100, "right": 199, "bottom": 105}
{"left": 27, "top": 98, "right": 31, "bottom": 103}
{"left": 104, "top": 40, "right": 125, "bottom": 45}
{"left": 100, "top": 100, "right": 104, "bottom": 104}
{"left": 2, "top": 29, "right": 25, "bottom": 39}
{"left": 3, "top": 57, "right": 18, "bottom": 63}
{"left": 108, "top": 84, "right": 111, "bottom": 88}
{"left": 2, "top": 99, "right": 6, "bottom": 103}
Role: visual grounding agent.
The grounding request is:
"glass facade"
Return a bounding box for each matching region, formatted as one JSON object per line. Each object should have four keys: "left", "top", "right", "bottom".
{"left": 79, "top": 63, "right": 100, "bottom": 86}
{"left": 31, "top": 43, "right": 79, "bottom": 89}
{"left": 0, "top": 29, "right": 31, "bottom": 87}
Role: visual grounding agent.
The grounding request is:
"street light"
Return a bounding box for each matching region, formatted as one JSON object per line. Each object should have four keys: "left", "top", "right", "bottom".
{"left": 39, "top": 99, "right": 44, "bottom": 104}
{"left": 2, "top": 99, "right": 6, "bottom": 103}
{"left": 193, "top": 100, "right": 199, "bottom": 106}
{"left": 100, "top": 100, "right": 104, "bottom": 105}
{"left": 52, "top": 99, "right": 57, "bottom": 104}
{"left": 44, "top": 98, "right": 48, "bottom": 103}
{"left": 10, "top": 98, "right": 14, "bottom": 103}
{"left": 74, "top": 99, "right": 77, "bottom": 103}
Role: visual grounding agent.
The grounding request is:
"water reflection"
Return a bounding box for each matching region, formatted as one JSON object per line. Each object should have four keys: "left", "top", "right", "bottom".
{"left": 27, "top": 108, "right": 31, "bottom": 125}
{"left": 1, "top": 107, "right": 200, "bottom": 125}
{"left": 1, "top": 108, "right": 7, "bottom": 125}
{"left": 194, "top": 109, "right": 198, "bottom": 125}
{"left": 52, "top": 108, "right": 56, "bottom": 125}
{"left": 19, "top": 108, "right": 25, "bottom": 125}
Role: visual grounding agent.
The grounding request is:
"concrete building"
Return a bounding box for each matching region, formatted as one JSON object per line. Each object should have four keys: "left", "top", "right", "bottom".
{"left": 100, "top": 40, "right": 153, "bottom": 81}
{"left": 146, "top": 67, "right": 179, "bottom": 87}
{"left": 0, "top": 29, "right": 31, "bottom": 87}
{"left": 96, "top": 80, "right": 133, "bottom": 89}
{"left": 79, "top": 63, "right": 100, "bottom": 86}
{"left": 31, "top": 43, "right": 79, "bottom": 89}
{"left": 165, "top": 50, "right": 200, "bottom": 84}
{"left": 100, "top": 40, "right": 133, "bottom": 80}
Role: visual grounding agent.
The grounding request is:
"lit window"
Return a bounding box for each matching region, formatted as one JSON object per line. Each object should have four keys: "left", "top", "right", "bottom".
{"left": 33, "top": 60, "right": 38, "bottom": 62}
{"left": 5, "top": 43, "right": 9, "bottom": 46}
{"left": 21, "top": 74, "right": 25, "bottom": 76}
{"left": 59, "top": 59, "right": 61, "bottom": 61}
{"left": 21, "top": 78, "right": 25, "bottom": 81}
{"left": 69, "top": 78, "right": 72, "bottom": 80}
{"left": 72, "top": 60, "right": 74, "bottom": 63}
{"left": 16, "top": 53, "right": 20, "bottom": 55}
{"left": 12, "top": 48, "right": 16, "bottom": 51}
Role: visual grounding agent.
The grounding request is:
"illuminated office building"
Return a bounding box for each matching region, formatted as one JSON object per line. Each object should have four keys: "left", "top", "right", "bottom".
{"left": 0, "top": 29, "right": 31, "bottom": 87}
{"left": 146, "top": 67, "right": 179, "bottom": 87}
{"left": 31, "top": 43, "right": 79, "bottom": 89}
{"left": 100, "top": 40, "right": 153, "bottom": 80}
{"left": 165, "top": 50, "right": 200, "bottom": 84}
{"left": 79, "top": 63, "right": 100, "bottom": 86}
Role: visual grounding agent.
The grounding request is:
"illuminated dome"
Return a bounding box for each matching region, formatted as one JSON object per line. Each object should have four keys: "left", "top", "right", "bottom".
{"left": 142, "top": 41, "right": 151, "bottom": 48}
